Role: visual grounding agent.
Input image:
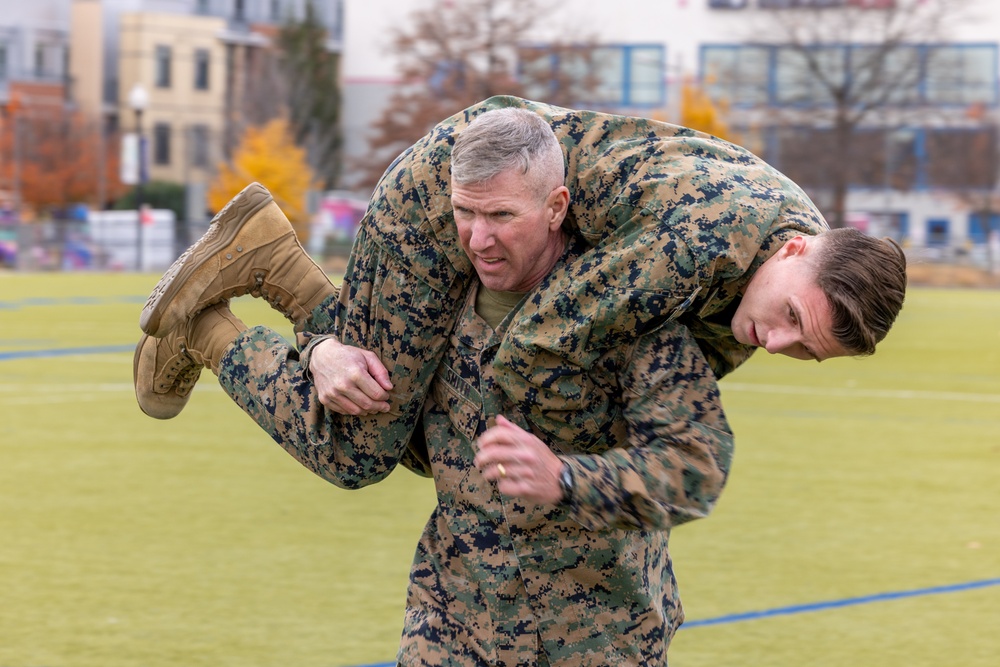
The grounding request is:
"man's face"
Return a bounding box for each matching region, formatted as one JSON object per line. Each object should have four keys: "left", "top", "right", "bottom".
{"left": 731, "top": 236, "right": 848, "bottom": 362}
{"left": 452, "top": 168, "right": 569, "bottom": 293}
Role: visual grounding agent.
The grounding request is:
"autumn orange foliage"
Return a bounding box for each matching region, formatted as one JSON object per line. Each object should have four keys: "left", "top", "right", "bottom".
{"left": 679, "top": 79, "right": 736, "bottom": 144}
{"left": 208, "top": 117, "right": 317, "bottom": 241}
{"left": 0, "top": 103, "right": 125, "bottom": 215}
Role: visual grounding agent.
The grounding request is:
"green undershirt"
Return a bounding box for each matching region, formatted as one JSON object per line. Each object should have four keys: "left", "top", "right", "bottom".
{"left": 475, "top": 285, "right": 528, "bottom": 330}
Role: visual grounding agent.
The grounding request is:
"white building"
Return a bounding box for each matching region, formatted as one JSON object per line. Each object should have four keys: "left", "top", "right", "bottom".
{"left": 340, "top": 0, "right": 1000, "bottom": 262}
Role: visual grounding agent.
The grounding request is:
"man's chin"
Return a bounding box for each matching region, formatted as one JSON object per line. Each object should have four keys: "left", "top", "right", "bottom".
{"left": 475, "top": 270, "right": 510, "bottom": 291}
{"left": 729, "top": 318, "right": 746, "bottom": 345}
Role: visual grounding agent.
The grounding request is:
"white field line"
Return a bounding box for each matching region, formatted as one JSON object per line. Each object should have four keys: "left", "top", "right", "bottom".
{"left": 2, "top": 381, "right": 998, "bottom": 405}
{"left": 0, "top": 382, "right": 223, "bottom": 405}
{"left": 722, "top": 382, "right": 1000, "bottom": 404}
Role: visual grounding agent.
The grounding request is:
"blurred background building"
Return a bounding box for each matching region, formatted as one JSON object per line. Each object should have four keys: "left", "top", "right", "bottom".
{"left": 0, "top": 0, "right": 998, "bottom": 270}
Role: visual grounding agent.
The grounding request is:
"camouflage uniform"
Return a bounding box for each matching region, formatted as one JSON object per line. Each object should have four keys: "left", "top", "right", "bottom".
{"left": 220, "top": 95, "right": 825, "bottom": 484}
{"left": 396, "top": 232, "right": 731, "bottom": 665}
{"left": 214, "top": 96, "right": 827, "bottom": 662}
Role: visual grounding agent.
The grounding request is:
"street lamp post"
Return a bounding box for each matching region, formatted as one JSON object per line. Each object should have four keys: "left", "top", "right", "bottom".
{"left": 129, "top": 83, "right": 149, "bottom": 272}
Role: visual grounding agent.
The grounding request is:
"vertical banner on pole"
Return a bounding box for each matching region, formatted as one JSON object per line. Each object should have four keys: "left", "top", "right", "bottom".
{"left": 121, "top": 133, "right": 138, "bottom": 185}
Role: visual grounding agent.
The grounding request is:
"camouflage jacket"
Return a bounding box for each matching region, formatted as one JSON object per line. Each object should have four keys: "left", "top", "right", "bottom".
{"left": 399, "top": 264, "right": 732, "bottom": 666}
{"left": 300, "top": 95, "right": 825, "bottom": 488}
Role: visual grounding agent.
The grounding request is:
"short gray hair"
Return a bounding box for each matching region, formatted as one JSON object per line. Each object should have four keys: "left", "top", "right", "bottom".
{"left": 451, "top": 108, "right": 565, "bottom": 196}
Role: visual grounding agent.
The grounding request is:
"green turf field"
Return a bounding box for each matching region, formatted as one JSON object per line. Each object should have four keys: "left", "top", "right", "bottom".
{"left": 1, "top": 272, "right": 998, "bottom": 667}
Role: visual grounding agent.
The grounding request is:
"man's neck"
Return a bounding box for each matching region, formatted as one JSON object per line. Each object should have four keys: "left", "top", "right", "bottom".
{"left": 475, "top": 285, "right": 527, "bottom": 330}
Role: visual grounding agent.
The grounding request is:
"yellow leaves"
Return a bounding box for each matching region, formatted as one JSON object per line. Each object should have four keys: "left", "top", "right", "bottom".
{"left": 679, "top": 79, "right": 737, "bottom": 145}
{"left": 209, "top": 117, "right": 317, "bottom": 240}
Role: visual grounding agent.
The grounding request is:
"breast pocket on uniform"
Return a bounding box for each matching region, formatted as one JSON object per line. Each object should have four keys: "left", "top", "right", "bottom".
{"left": 430, "top": 358, "right": 483, "bottom": 444}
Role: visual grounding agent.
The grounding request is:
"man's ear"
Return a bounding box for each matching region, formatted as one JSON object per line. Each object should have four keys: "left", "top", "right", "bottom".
{"left": 779, "top": 235, "right": 811, "bottom": 259}
{"left": 548, "top": 186, "right": 570, "bottom": 230}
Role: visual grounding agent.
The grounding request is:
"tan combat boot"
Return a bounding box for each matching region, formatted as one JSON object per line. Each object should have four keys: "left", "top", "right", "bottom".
{"left": 140, "top": 182, "right": 336, "bottom": 338}
{"left": 134, "top": 303, "right": 247, "bottom": 419}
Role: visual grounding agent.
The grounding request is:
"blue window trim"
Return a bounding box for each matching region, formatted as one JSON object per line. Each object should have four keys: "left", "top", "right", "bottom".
{"left": 968, "top": 213, "right": 1000, "bottom": 244}
{"left": 926, "top": 218, "right": 950, "bottom": 247}
{"left": 898, "top": 212, "right": 910, "bottom": 238}
{"left": 517, "top": 42, "right": 666, "bottom": 109}
{"left": 758, "top": 124, "right": 996, "bottom": 194}
{"left": 700, "top": 42, "right": 999, "bottom": 109}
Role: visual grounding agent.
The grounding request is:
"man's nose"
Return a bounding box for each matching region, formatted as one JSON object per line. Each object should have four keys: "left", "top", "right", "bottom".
{"left": 764, "top": 328, "right": 797, "bottom": 355}
{"left": 468, "top": 218, "right": 493, "bottom": 250}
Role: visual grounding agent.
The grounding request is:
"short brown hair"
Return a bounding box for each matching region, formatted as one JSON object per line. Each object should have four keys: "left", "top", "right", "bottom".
{"left": 813, "top": 228, "right": 907, "bottom": 356}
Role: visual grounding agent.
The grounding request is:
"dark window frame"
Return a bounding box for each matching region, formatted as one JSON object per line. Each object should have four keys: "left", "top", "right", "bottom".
{"left": 155, "top": 45, "right": 172, "bottom": 88}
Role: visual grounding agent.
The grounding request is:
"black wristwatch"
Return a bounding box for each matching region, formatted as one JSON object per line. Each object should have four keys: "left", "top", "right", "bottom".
{"left": 558, "top": 462, "right": 574, "bottom": 507}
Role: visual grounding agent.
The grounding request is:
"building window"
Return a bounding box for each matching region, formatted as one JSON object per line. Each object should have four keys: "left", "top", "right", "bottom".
{"left": 155, "top": 46, "right": 172, "bottom": 88}
{"left": 758, "top": 0, "right": 853, "bottom": 7}
{"left": 194, "top": 49, "right": 210, "bottom": 90}
{"left": 848, "top": 0, "right": 896, "bottom": 8}
{"left": 519, "top": 44, "right": 665, "bottom": 108}
{"left": 708, "top": 0, "right": 748, "bottom": 8}
{"left": 926, "top": 219, "right": 950, "bottom": 246}
{"left": 271, "top": 0, "right": 283, "bottom": 21}
{"left": 34, "top": 44, "right": 45, "bottom": 78}
{"left": 774, "top": 45, "right": 845, "bottom": 106}
{"left": 968, "top": 213, "right": 1000, "bottom": 244}
{"left": 195, "top": 0, "right": 210, "bottom": 14}
{"left": 701, "top": 43, "right": 999, "bottom": 108}
{"left": 190, "top": 125, "right": 210, "bottom": 167}
{"left": 768, "top": 124, "right": 998, "bottom": 193}
{"left": 702, "top": 45, "right": 771, "bottom": 106}
{"left": 924, "top": 44, "right": 998, "bottom": 106}
{"left": 235, "top": 0, "right": 246, "bottom": 22}
{"left": 153, "top": 122, "right": 171, "bottom": 165}
{"left": 925, "top": 127, "right": 998, "bottom": 189}
{"left": 0, "top": 44, "right": 7, "bottom": 81}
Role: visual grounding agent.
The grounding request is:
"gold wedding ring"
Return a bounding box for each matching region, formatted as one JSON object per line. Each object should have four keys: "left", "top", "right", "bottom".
{"left": 497, "top": 463, "right": 507, "bottom": 478}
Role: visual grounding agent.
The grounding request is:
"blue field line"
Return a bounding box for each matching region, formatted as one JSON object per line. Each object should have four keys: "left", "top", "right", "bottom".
{"left": 683, "top": 577, "right": 1000, "bottom": 629}
{"left": 347, "top": 578, "right": 1000, "bottom": 666}
{"left": 0, "top": 345, "right": 134, "bottom": 361}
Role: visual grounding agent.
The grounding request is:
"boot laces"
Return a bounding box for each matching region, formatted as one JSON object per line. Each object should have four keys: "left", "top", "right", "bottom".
{"left": 249, "top": 270, "right": 293, "bottom": 319}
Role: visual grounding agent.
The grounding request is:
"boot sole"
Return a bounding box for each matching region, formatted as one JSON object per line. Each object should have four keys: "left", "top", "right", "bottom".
{"left": 139, "top": 182, "right": 273, "bottom": 337}
{"left": 133, "top": 333, "right": 190, "bottom": 419}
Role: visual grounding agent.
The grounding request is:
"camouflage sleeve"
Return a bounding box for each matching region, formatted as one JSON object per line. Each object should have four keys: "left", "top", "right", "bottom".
{"left": 399, "top": 425, "right": 434, "bottom": 478}
{"left": 562, "top": 321, "right": 734, "bottom": 532}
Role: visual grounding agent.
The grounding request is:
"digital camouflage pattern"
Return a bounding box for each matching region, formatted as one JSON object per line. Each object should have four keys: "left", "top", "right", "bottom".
{"left": 395, "top": 236, "right": 732, "bottom": 666}
{"left": 214, "top": 95, "right": 828, "bottom": 664}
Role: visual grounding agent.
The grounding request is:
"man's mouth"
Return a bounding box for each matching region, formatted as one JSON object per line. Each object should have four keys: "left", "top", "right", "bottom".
{"left": 749, "top": 323, "right": 761, "bottom": 347}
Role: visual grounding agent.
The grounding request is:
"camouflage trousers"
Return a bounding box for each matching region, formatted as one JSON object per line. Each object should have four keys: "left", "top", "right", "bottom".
{"left": 216, "top": 197, "right": 468, "bottom": 487}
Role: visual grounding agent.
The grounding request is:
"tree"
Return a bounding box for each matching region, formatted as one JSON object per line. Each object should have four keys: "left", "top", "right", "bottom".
{"left": 0, "top": 103, "right": 125, "bottom": 216}
{"left": 112, "top": 181, "right": 187, "bottom": 223}
{"left": 678, "top": 78, "right": 738, "bottom": 144}
{"left": 932, "top": 104, "right": 1000, "bottom": 268}
{"left": 712, "top": 0, "right": 978, "bottom": 227}
{"left": 277, "top": 2, "right": 343, "bottom": 190}
{"left": 355, "top": 0, "right": 596, "bottom": 191}
{"left": 209, "top": 117, "right": 317, "bottom": 241}
{"left": 235, "top": 3, "right": 343, "bottom": 190}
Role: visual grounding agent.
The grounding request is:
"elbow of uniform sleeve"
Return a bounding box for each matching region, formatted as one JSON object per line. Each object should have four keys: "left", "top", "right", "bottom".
{"left": 561, "top": 427, "right": 733, "bottom": 532}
